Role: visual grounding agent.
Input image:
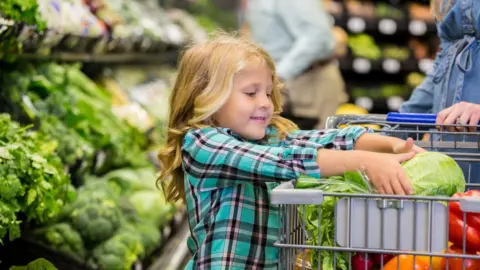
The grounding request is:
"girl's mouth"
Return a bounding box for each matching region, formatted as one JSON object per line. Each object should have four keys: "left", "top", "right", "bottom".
{"left": 251, "top": 116, "right": 267, "bottom": 123}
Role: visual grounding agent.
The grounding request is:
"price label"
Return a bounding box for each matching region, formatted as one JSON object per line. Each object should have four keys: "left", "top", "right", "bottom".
{"left": 355, "top": 97, "right": 374, "bottom": 111}
{"left": 387, "top": 96, "right": 405, "bottom": 111}
{"left": 409, "top": 20, "right": 427, "bottom": 36}
{"left": 378, "top": 19, "right": 397, "bottom": 35}
{"left": 419, "top": 58, "right": 434, "bottom": 74}
{"left": 353, "top": 58, "right": 371, "bottom": 74}
{"left": 382, "top": 59, "right": 401, "bottom": 74}
{"left": 348, "top": 17, "right": 366, "bottom": 33}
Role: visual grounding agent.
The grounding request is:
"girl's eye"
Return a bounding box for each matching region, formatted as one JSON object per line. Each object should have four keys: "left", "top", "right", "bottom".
{"left": 245, "top": 92, "right": 256, "bottom": 97}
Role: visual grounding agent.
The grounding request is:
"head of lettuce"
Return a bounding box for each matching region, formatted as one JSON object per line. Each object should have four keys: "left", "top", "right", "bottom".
{"left": 402, "top": 151, "right": 466, "bottom": 197}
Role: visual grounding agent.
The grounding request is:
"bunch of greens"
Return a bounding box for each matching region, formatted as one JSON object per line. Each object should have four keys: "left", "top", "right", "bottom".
{"left": 0, "top": 0, "right": 46, "bottom": 61}
{"left": 0, "top": 63, "right": 150, "bottom": 175}
{"left": 296, "top": 173, "right": 370, "bottom": 270}
{"left": 0, "top": 0, "right": 45, "bottom": 27}
{"left": 0, "top": 114, "right": 74, "bottom": 243}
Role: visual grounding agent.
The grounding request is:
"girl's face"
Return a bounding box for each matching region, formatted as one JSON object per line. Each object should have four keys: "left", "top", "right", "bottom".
{"left": 214, "top": 63, "right": 274, "bottom": 140}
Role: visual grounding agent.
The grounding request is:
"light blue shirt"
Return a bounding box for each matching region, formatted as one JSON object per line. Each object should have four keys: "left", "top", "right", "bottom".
{"left": 246, "top": 0, "right": 335, "bottom": 81}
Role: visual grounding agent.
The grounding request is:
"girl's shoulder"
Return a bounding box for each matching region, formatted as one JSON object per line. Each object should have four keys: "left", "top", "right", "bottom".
{"left": 182, "top": 127, "right": 239, "bottom": 146}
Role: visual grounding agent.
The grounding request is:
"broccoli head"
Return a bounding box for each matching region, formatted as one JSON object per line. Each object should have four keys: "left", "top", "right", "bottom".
{"left": 69, "top": 200, "right": 121, "bottom": 246}
{"left": 33, "top": 223, "right": 86, "bottom": 261}
{"left": 90, "top": 232, "right": 144, "bottom": 270}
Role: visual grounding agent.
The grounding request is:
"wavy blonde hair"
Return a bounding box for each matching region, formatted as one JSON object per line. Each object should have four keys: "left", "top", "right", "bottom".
{"left": 431, "top": 0, "right": 455, "bottom": 21}
{"left": 157, "top": 32, "right": 298, "bottom": 203}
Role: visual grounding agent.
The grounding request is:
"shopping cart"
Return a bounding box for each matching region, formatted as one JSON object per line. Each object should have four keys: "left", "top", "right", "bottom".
{"left": 271, "top": 113, "right": 480, "bottom": 270}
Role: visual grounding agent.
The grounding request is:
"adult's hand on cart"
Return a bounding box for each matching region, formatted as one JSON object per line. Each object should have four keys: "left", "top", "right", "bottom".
{"left": 436, "top": 102, "right": 480, "bottom": 132}
{"left": 363, "top": 151, "right": 415, "bottom": 195}
{"left": 392, "top": 137, "right": 427, "bottom": 154}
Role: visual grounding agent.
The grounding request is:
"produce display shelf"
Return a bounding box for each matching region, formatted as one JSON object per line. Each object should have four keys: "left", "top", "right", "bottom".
{"left": 17, "top": 50, "right": 180, "bottom": 65}
{"left": 333, "top": 14, "right": 436, "bottom": 37}
{"left": 338, "top": 56, "right": 433, "bottom": 75}
{"left": 1, "top": 20, "right": 183, "bottom": 63}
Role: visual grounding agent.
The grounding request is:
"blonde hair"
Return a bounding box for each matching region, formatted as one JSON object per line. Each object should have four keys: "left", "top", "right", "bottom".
{"left": 431, "top": 0, "right": 455, "bottom": 21}
{"left": 157, "top": 32, "right": 298, "bottom": 203}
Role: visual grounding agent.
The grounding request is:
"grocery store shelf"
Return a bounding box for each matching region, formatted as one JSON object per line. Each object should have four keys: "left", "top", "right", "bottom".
{"left": 338, "top": 57, "right": 433, "bottom": 75}
{"left": 338, "top": 16, "right": 436, "bottom": 37}
{"left": 17, "top": 50, "right": 179, "bottom": 65}
{"left": 148, "top": 219, "right": 191, "bottom": 270}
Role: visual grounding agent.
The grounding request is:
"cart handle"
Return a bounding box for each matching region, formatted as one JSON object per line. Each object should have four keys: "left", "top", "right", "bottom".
{"left": 325, "top": 113, "right": 480, "bottom": 129}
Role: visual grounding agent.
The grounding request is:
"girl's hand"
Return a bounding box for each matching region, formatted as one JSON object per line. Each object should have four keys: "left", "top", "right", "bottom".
{"left": 436, "top": 102, "right": 480, "bottom": 132}
{"left": 363, "top": 151, "right": 416, "bottom": 195}
{"left": 392, "top": 137, "right": 427, "bottom": 154}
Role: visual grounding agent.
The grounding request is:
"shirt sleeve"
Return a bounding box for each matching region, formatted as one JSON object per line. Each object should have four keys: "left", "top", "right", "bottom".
{"left": 181, "top": 128, "right": 321, "bottom": 190}
{"left": 275, "top": 0, "right": 335, "bottom": 81}
{"left": 283, "top": 126, "right": 371, "bottom": 150}
{"left": 400, "top": 38, "right": 447, "bottom": 113}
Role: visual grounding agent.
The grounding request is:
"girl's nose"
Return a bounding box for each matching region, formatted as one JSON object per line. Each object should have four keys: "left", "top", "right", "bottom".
{"left": 258, "top": 93, "right": 272, "bottom": 109}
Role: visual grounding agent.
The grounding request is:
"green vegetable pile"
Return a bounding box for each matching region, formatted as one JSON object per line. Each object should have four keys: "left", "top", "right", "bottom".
{"left": 0, "top": 0, "right": 44, "bottom": 27}
{"left": 0, "top": 114, "right": 74, "bottom": 243}
{"left": 0, "top": 62, "right": 150, "bottom": 175}
{"left": 0, "top": 0, "right": 46, "bottom": 61}
{"left": 31, "top": 167, "right": 177, "bottom": 270}
{"left": 295, "top": 152, "right": 466, "bottom": 270}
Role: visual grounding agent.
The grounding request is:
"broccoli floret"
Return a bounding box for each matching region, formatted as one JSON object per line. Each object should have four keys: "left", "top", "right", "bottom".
{"left": 69, "top": 200, "right": 121, "bottom": 246}
{"left": 33, "top": 223, "right": 86, "bottom": 261}
{"left": 90, "top": 232, "right": 144, "bottom": 270}
{"left": 120, "top": 220, "right": 162, "bottom": 256}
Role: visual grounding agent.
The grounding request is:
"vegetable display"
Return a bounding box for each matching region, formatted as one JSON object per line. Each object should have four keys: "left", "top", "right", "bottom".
{"left": 0, "top": 114, "right": 74, "bottom": 243}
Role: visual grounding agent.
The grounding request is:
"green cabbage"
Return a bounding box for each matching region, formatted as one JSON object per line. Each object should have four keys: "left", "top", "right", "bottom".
{"left": 403, "top": 152, "right": 466, "bottom": 197}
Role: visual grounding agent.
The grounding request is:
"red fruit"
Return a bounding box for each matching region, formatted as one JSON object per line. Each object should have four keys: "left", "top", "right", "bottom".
{"left": 352, "top": 253, "right": 374, "bottom": 270}
{"left": 373, "top": 253, "right": 395, "bottom": 266}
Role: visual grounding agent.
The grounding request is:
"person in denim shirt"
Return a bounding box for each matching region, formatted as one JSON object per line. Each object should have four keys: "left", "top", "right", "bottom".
{"left": 245, "top": 0, "right": 348, "bottom": 130}
{"left": 400, "top": 0, "right": 480, "bottom": 184}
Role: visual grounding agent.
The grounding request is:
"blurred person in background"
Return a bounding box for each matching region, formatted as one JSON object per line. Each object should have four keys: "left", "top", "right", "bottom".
{"left": 400, "top": 0, "right": 479, "bottom": 128}
{"left": 400, "top": 0, "right": 480, "bottom": 183}
{"left": 243, "top": 0, "right": 348, "bottom": 130}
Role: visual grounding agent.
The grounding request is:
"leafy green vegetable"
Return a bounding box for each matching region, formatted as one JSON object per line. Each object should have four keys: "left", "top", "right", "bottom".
{"left": 0, "top": 62, "right": 151, "bottom": 175}
{"left": 33, "top": 223, "right": 86, "bottom": 261}
{"left": 0, "top": 0, "right": 45, "bottom": 27}
{"left": 296, "top": 174, "right": 369, "bottom": 270}
{"left": 9, "top": 258, "right": 57, "bottom": 270}
{"left": 0, "top": 114, "right": 74, "bottom": 243}
{"left": 402, "top": 152, "right": 465, "bottom": 196}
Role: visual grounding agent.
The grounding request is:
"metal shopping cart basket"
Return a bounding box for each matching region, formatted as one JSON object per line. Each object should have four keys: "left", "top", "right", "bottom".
{"left": 271, "top": 113, "right": 480, "bottom": 270}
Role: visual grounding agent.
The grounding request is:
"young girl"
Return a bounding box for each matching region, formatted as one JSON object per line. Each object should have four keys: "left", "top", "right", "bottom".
{"left": 157, "top": 33, "right": 424, "bottom": 270}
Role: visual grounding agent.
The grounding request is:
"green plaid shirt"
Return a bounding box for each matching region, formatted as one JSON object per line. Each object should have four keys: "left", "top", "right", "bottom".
{"left": 182, "top": 126, "right": 368, "bottom": 270}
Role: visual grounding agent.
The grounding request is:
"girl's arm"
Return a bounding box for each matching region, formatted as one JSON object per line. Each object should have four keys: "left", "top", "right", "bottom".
{"left": 315, "top": 148, "right": 414, "bottom": 195}
{"left": 283, "top": 127, "right": 425, "bottom": 154}
{"left": 183, "top": 127, "right": 414, "bottom": 195}
{"left": 182, "top": 127, "right": 367, "bottom": 191}
{"left": 353, "top": 133, "right": 426, "bottom": 154}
